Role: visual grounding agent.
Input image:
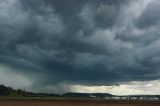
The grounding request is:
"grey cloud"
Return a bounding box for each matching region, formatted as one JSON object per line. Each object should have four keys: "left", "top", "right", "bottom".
{"left": 135, "top": 0, "right": 160, "bottom": 29}
{"left": 0, "top": 0, "right": 160, "bottom": 92}
{"left": 94, "top": 3, "right": 118, "bottom": 28}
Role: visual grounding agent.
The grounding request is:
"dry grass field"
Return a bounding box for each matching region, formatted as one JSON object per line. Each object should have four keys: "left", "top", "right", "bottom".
{"left": 0, "top": 99, "right": 160, "bottom": 106}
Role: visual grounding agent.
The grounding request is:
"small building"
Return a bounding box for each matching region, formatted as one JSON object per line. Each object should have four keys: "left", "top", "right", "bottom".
{"left": 90, "top": 95, "right": 96, "bottom": 98}
{"left": 148, "top": 97, "right": 159, "bottom": 100}
{"left": 131, "top": 97, "right": 138, "bottom": 100}
{"left": 105, "top": 97, "right": 111, "bottom": 100}
{"left": 112, "top": 97, "right": 121, "bottom": 100}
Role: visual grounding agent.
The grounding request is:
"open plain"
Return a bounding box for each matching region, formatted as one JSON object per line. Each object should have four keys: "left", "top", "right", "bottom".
{"left": 0, "top": 99, "right": 160, "bottom": 106}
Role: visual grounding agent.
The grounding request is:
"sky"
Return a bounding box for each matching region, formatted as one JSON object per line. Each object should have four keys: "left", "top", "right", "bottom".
{"left": 0, "top": 0, "right": 160, "bottom": 95}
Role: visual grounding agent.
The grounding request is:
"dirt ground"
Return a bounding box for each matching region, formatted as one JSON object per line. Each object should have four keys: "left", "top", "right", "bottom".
{"left": 0, "top": 99, "right": 160, "bottom": 106}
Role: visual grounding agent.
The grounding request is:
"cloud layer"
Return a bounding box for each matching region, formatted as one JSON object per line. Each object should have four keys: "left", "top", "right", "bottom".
{"left": 0, "top": 0, "right": 160, "bottom": 94}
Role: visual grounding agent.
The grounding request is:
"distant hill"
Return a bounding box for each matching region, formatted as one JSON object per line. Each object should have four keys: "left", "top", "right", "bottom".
{"left": 0, "top": 84, "right": 160, "bottom": 100}
{"left": 0, "top": 84, "right": 113, "bottom": 98}
{"left": 62, "top": 92, "right": 112, "bottom": 98}
{"left": 0, "top": 84, "right": 60, "bottom": 97}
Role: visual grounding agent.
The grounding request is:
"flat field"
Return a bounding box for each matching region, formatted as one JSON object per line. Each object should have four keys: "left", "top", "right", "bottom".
{"left": 0, "top": 99, "right": 160, "bottom": 106}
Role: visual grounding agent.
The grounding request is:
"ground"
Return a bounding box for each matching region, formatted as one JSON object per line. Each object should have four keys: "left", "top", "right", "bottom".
{"left": 0, "top": 99, "right": 160, "bottom": 106}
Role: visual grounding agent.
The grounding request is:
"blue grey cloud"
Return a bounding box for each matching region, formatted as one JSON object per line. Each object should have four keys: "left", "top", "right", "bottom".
{"left": 0, "top": 0, "right": 160, "bottom": 92}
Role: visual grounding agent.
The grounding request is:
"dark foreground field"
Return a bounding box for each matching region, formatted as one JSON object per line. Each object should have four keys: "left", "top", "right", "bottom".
{"left": 0, "top": 99, "right": 160, "bottom": 106}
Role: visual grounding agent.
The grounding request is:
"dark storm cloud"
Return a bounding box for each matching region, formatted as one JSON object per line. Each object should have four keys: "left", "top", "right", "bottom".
{"left": 135, "top": 0, "right": 160, "bottom": 29}
{"left": 0, "top": 0, "right": 160, "bottom": 91}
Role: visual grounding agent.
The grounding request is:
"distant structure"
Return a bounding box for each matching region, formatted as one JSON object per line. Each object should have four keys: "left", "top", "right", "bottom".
{"left": 105, "top": 96, "right": 159, "bottom": 101}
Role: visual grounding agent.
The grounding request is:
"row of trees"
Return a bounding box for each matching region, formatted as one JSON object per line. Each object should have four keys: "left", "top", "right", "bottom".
{"left": 0, "top": 84, "right": 60, "bottom": 97}
{"left": 0, "top": 84, "right": 26, "bottom": 96}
